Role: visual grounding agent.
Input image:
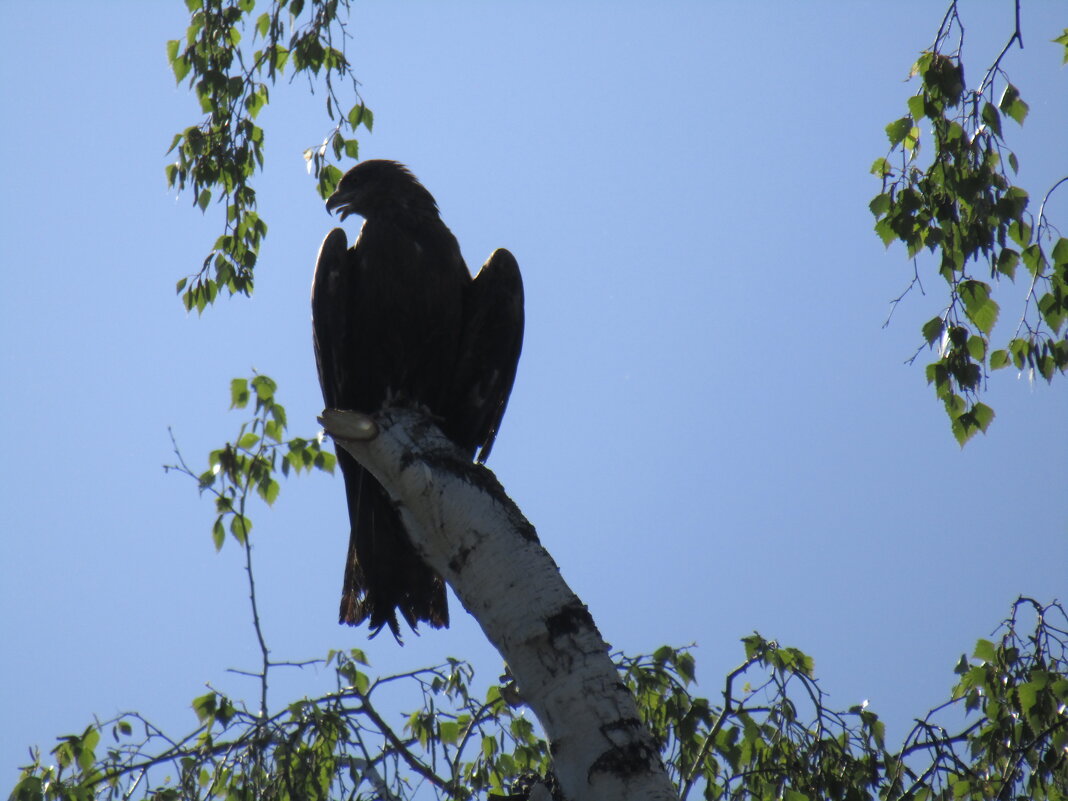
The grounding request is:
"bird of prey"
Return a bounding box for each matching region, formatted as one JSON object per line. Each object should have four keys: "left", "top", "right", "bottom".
{"left": 311, "top": 160, "right": 524, "bottom": 638}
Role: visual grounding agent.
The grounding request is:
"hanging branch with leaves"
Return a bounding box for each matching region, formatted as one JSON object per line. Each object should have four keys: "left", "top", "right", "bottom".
{"left": 870, "top": 1, "right": 1068, "bottom": 445}
{"left": 165, "top": 0, "right": 372, "bottom": 312}
{"left": 13, "top": 598, "right": 1068, "bottom": 801}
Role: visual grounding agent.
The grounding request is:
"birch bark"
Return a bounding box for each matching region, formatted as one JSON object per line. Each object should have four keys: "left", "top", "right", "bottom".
{"left": 320, "top": 407, "right": 678, "bottom": 801}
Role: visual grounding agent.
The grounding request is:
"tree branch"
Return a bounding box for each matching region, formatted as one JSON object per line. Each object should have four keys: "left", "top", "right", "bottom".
{"left": 320, "top": 406, "right": 679, "bottom": 801}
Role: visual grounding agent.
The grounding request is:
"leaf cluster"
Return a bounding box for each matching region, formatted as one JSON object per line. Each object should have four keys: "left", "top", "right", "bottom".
{"left": 165, "top": 372, "right": 335, "bottom": 551}
{"left": 621, "top": 601, "right": 1068, "bottom": 801}
{"left": 13, "top": 599, "right": 1067, "bottom": 801}
{"left": 870, "top": 4, "right": 1068, "bottom": 444}
{"left": 166, "top": 0, "right": 372, "bottom": 313}
{"left": 888, "top": 597, "right": 1068, "bottom": 801}
{"left": 9, "top": 650, "right": 549, "bottom": 801}
{"left": 619, "top": 638, "right": 886, "bottom": 801}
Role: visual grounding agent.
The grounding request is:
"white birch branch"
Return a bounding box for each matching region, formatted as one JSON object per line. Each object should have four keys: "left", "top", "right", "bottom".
{"left": 319, "top": 407, "right": 678, "bottom": 801}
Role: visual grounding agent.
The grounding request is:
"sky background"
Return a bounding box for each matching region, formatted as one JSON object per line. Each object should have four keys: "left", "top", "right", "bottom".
{"left": 2, "top": 1, "right": 1065, "bottom": 789}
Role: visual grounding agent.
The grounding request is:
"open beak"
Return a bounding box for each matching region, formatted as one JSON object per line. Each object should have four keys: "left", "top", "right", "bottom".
{"left": 325, "top": 189, "right": 351, "bottom": 219}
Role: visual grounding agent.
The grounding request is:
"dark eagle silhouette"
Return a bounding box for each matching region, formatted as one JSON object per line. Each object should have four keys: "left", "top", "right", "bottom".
{"left": 311, "top": 160, "right": 524, "bottom": 637}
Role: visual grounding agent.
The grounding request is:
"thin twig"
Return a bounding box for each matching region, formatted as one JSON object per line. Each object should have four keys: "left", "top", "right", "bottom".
{"left": 976, "top": 0, "right": 1023, "bottom": 100}
{"left": 679, "top": 655, "right": 760, "bottom": 801}
{"left": 355, "top": 690, "right": 449, "bottom": 792}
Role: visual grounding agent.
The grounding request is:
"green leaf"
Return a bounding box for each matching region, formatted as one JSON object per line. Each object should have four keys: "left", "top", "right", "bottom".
{"left": 869, "top": 157, "right": 892, "bottom": 177}
{"left": 192, "top": 692, "right": 216, "bottom": 722}
{"left": 945, "top": 121, "right": 964, "bottom": 142}
{"left": 868, "top": 193, "right": 890, "bottom": 218}
{"left": 314, "top": 165, "right": 341, "bottom": 200}
{"left": 264, "top": 419, "right": 283, "bottom": 443}
{"left": 1018, "top": 680, "right": 1040, "bottom": 717}
{"left": 950, "top": 414, "right": 975, "bottom": 446}
{"left": 237, "top": 432, "right": 260, "bottom": 450}
{"left": 1052, "top": 237, "right": 1068, "bottom": 267}
{"left": 74, "top": 727, "right": 99, "bottom": 772}
{"left": 251, "top": 374, "right": 276, "bottom": 401}
{"left": 1008, "top": 219, "right": 1031, "bottom": 248}
{"left": 439, "top": 721, "right": 460, "bottom": 745}
{"left": 944, "top": 391, "right": 965, "bottom": 417}
{"left": 973, "top": 639, "right": 996, "bottom": 663}
{"left": 903, "top": 125, "right": 921, "bottom": 153}
{"left": 885, "top": 116, "right": 912, "bottom": 147}
{"left": 961, "top": 403, "right": 991, "bottom": 442}
{"left": 1008, "top": 337, "right": 1030, "bottom": 369}
{"left": 907, "top": 94, "right": 926, "bottom": 121}
{"left": 998, "top": 185, "right": 1029, "bottom": 219}
{"left": 173, "top": 55, "right": 192, "bottom": 85}
{"left": 981, "top": 102, "right": 1002, "bottom": 139}
{"left": 1038, "top": 291, "right": 1065, "bottom": 332}
{"left": 998, "top": 83, "right": 1029, "bottom": 125}
{"left": 996, "top": 248, "right": 1019, "bottom": 280}
{"left": 922, "top": 316, "right": 944, "bottom": 345}
{"left": 926, "top": 362, "right": 950, "bottom": 397}
{"left": 1022, "top": 244, "right": 1047, "bottom": 277}
{"left": 230, "top": 378, "right": 249, "bottom": 408}
{"left": 261, "top": 479, "right": 280, "bottom": 506}
{"left": 922, "top": 54, "right": 964, "bottom": 105}
{"left": 230, "top": 514, "right": 252, "bottom": 544}
{"left": 212, "top": 517, "right": 225, "bottom": 551}
{"left": 966, "top": 335, "right": 986, "bottom": 362}
{"left": 874, "top": 218, "right": 897, "bottom": 248}
{"left": 990, "top": 349, "right": 1009, "bottom": 370}
{"left": 352, "top": 104, "right": 373, "bottom": 131}
{"left": 960, "top": 280, "right": 999, "bottom": 335}
{"left": 1055, "top": 29, "right": 1068, "bottom": 64}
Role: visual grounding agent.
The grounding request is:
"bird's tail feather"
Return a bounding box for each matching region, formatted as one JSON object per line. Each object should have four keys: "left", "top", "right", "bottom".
{"left": 336, "top": 449, "right": 449, "bottom": 639}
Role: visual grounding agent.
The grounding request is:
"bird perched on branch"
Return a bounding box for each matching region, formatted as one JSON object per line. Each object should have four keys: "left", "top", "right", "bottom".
{"left": 312, "top": 160, "right": 524, "bottom": 638}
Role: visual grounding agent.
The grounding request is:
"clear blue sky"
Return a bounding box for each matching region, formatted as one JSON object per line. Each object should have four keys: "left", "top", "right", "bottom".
{"left": 2, "top": 1, "right": 1065, "bottom": 786}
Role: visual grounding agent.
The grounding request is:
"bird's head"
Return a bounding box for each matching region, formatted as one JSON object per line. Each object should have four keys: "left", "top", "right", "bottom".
{"left": 325, "top": 159, "right": 439, "bottom": 222}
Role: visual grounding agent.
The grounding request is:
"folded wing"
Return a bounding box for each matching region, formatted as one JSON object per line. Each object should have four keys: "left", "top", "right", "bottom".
{"left": 453, "top": 248, "right": 525, "bottom": 463}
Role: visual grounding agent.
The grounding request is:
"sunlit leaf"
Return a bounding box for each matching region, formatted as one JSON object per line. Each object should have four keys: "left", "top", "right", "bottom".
{"left": 1055, "top": 29, "right": 1068, "bottom": 63}
{"left": 869, "top": 157, "right": 892, "bottom": 178}
{"left": 885, "top": 117, "right": 912, "bottom": 147}
{"left": 907, "top": 94, "right": 926, "bottom": 121}
{"left": 869, "top": 193, "right": 890, "bottom": 217}
{"left": 922, "top": 316, "right": 944, "bottom": 345}
{"left": 230, "top": 514, "right": 252, "bottom": 544}
{"left": 998, "top": 83, "right": 1029, "bottom": 125}
{"left": 237, "top": 432, "right": 260, "bottom": 450}
{"left": 1052, "top": 237, "right": 1068, "bottom": 267}
{"left": 230, "top": 378, "right": 250, "bottom": 409}
{"left": 960, "top": 280, "right": 999, "bottom": 335}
